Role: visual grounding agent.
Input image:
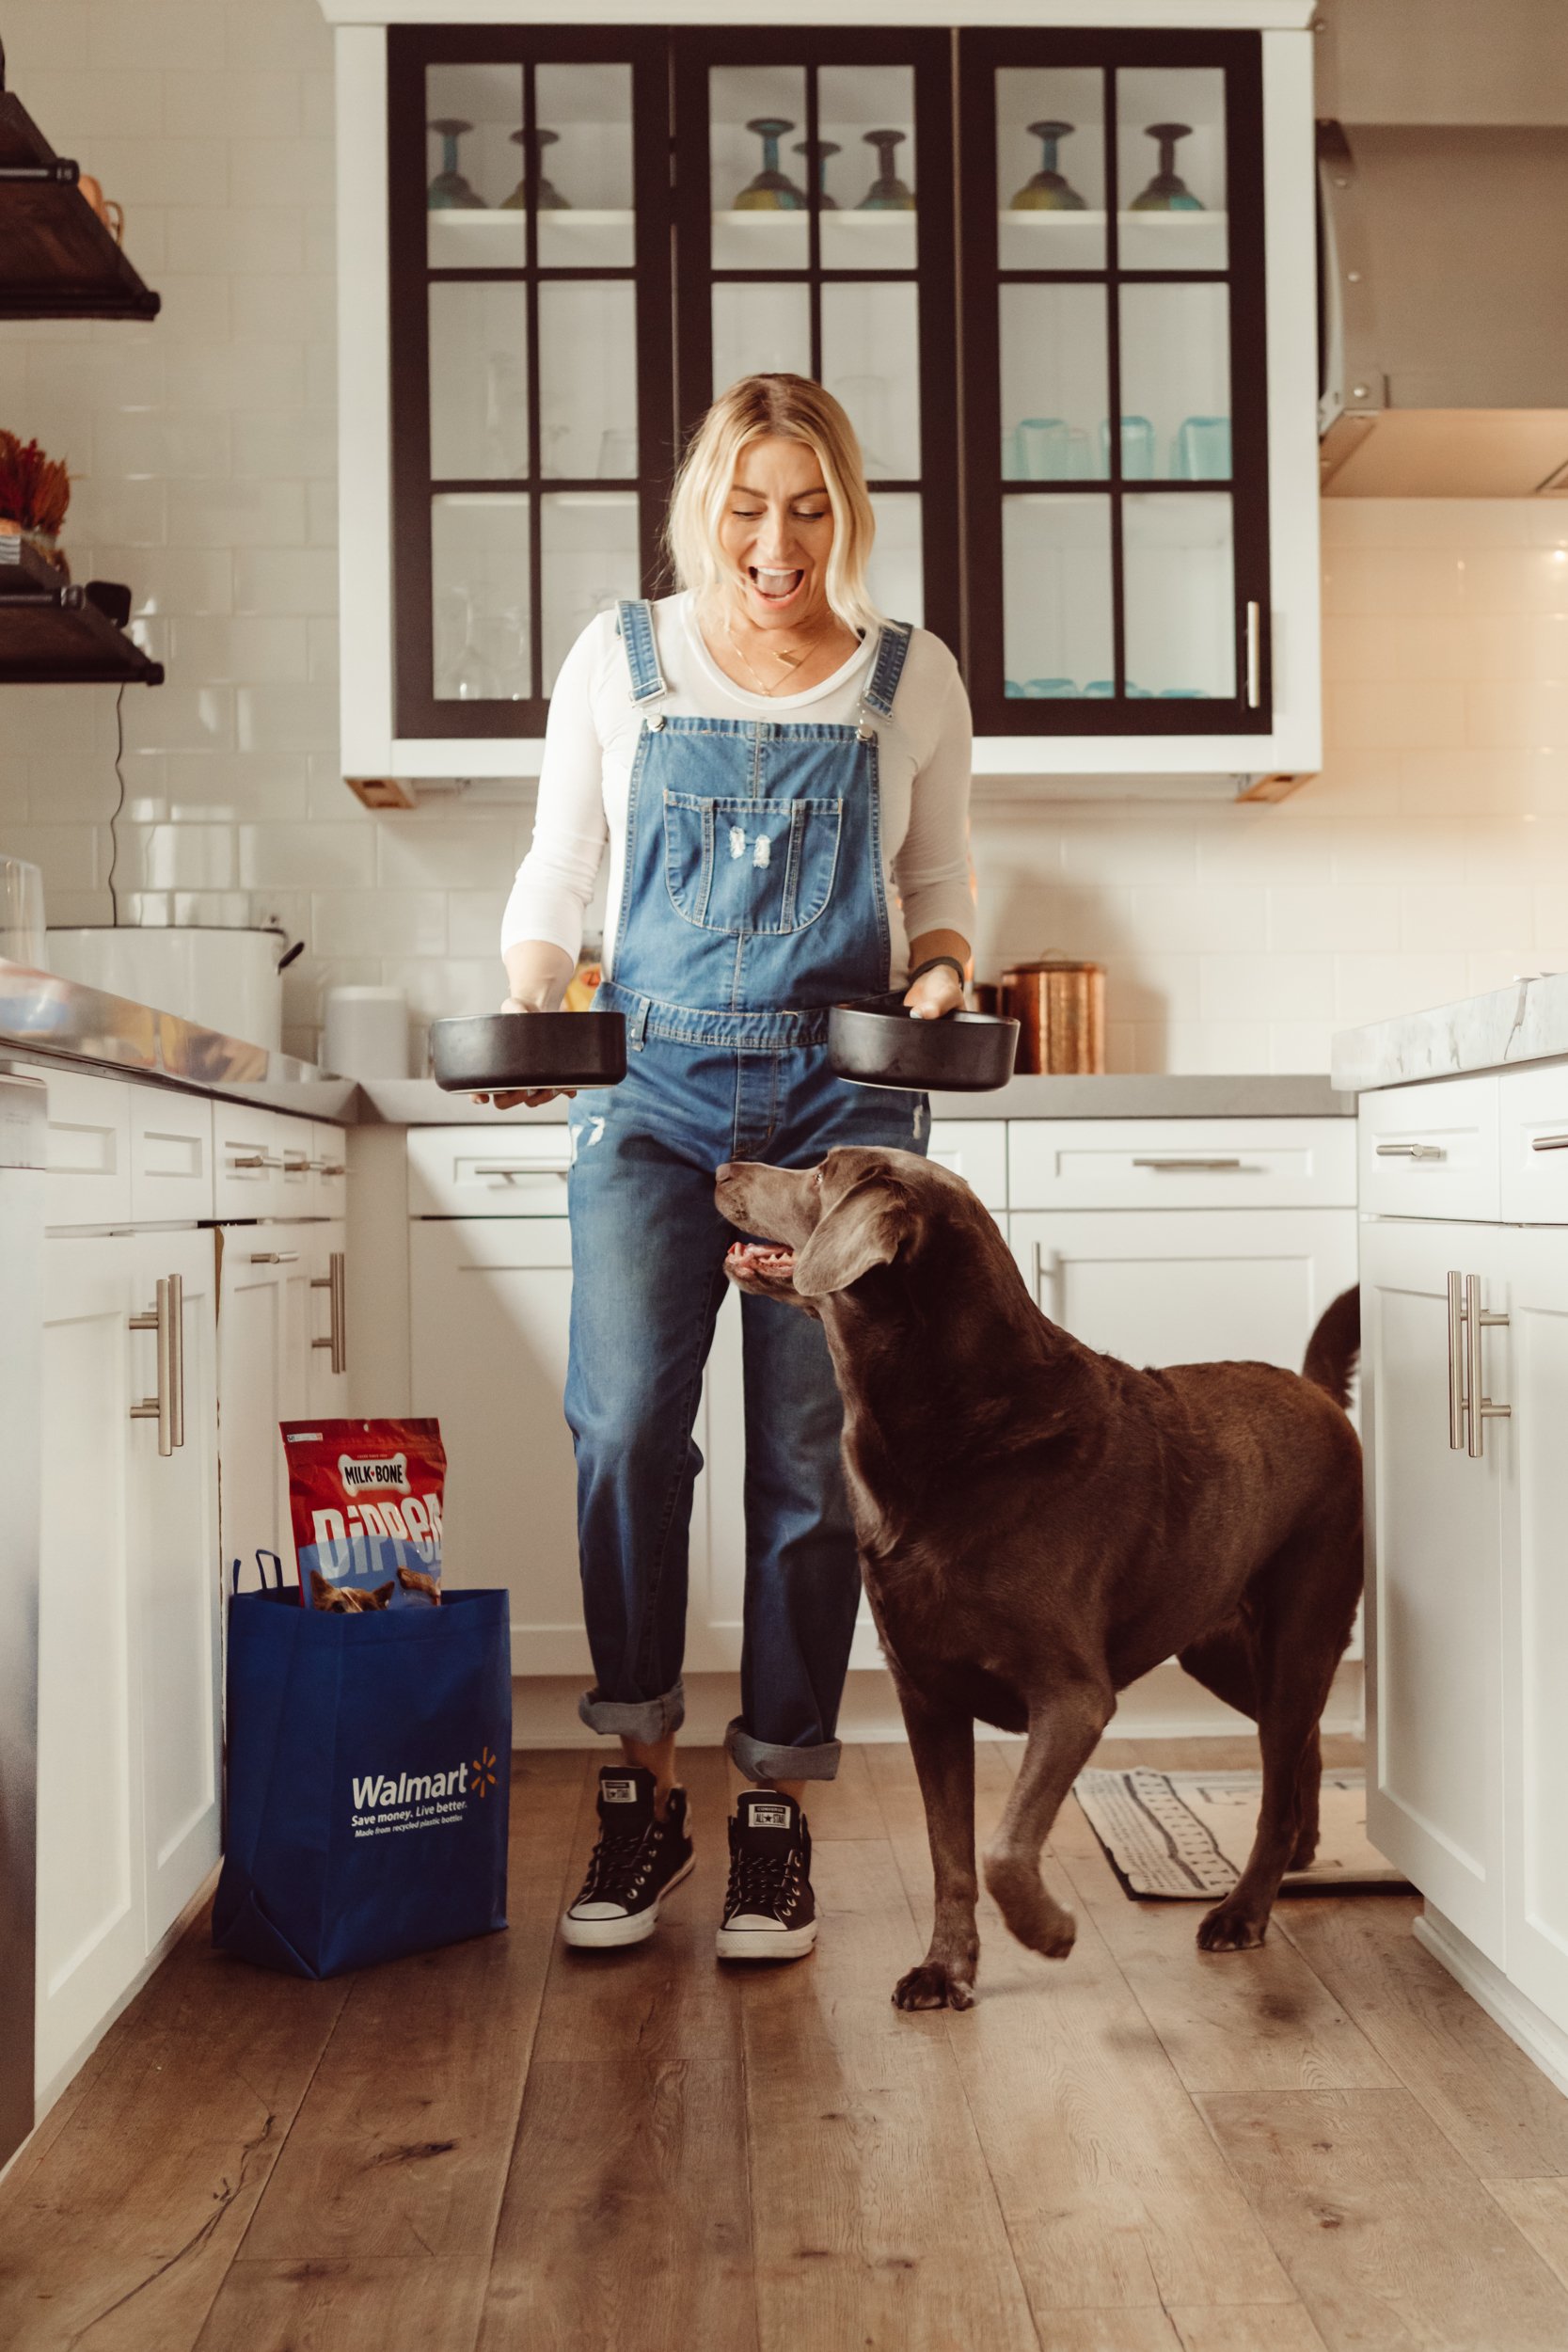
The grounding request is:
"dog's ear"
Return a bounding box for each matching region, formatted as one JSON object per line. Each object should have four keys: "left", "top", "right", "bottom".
{"left": 309, "top": 1569, "right": 335, "bottom": 1610}
{"left": 793, "top": 1178, "right": 909, "bottom": 1298}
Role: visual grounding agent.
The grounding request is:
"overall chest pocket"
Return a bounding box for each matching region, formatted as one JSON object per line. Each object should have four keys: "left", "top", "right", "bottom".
{"left": 662, "top": 793, "right": 845, "bottom": 935}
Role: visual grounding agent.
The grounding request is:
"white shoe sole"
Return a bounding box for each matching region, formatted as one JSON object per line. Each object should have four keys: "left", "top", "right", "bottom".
{"left": 560, "top": 1851, "right": 695, "bottom": 1949}
{"left": 715, "top": 1917, "right": 818, "bottom": 1962}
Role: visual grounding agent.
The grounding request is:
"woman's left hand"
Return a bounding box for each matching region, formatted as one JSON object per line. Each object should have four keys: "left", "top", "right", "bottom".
{"left": 902, "top": 964, "right": 965, "bottom": 1023}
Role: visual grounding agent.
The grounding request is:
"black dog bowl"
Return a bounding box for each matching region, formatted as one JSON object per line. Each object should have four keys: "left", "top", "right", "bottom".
{"left": 431, "top": 1010, "right": 627, "bottom": 1092}
{"left": 828, "top": 994, "right": 1020, "bottom": 1093}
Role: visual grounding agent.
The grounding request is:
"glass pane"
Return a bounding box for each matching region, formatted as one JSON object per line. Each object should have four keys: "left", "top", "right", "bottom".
{"left": 710, "top": 66, "right": 810, "bottom": 270}
{"left": 1122, "top": 493, "right": 1235, "bottom": 699}
{"left": 428, "top": 282, "right": 528, "bottom": 481}
{"left": 432, "top": 494, "right": 531, "bottom": 702}
{"left": 1002, "top": 497, "right": 1113, "bottom": 699}
{"left": 1118, "top": 283, "right": 1230, "bottom": 481}
{"left": 541, "top": 494, "right": 641, "bottom": 691}
{"left": 999, "top": 285, "right": 1108, "bottom": 482}
{"left": 539, "top": 281, "right": 638, "bottom": 479}
{"left": 711, "top": 281, "right": 811, "bottom": 398}
{"left": 535, "top": 62, "right": 635, "bottom": 267}
{"left": 996, "top": 68, "right": 1105, "bottom": 272}
{"left": 822, "top": 281, "right": 920, "bottom": 481}
{"left": 424, "top": 64, "right": 526, "bottom": 268}
{"left": 818, "top": 64, "right": 918, "bottom": 271}
{"left": 1117, "top": 66, "right": 1228, "bottom": 270}
{"left": 866, "top": 493, "right": 923, "bottom": 628}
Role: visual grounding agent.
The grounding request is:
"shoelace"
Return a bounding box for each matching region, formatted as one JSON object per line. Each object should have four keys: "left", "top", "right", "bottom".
{"left": 726, "top": 1844, "right": 800, "bottom": 1916}
{"left": 579, "top": 1820, "right": 658, "bottom": 1902}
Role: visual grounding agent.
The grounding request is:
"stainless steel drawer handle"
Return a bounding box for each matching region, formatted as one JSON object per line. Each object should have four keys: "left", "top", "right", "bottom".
{"left": 1465, "top": 1272, "right": 1510, "bottom": 1460}
{"left": 1131, "top": 1157, "right": 1246, "bottom": 1172}
{"left": 229, "top": 1151, "right": 283, "bottom": 1171}
{"left": 250, "top": 1250, "right": 299, "bottom": 1264}
{"left": 472, "top": 1160, "right": 574, "bottom": 1179}
{"left": 310, "top": 1249, "right": 347, "bottom": 1376}
{"left": 1530, "top": 1134, "right": 1568, "bottom": 1152}
{"left": 1375, "top": 1141, "right": 1445, "bottom": 1160}
{"left": 128, "top": 1272, "right": 182, "bottom": 1456}
{"left": 310, "top": 1158, "right": 348, "bottom": 1177}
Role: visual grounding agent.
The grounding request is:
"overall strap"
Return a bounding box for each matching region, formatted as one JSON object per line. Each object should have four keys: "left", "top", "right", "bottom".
{"left": 860, "top": 620, "right": 914, "bottom": 723}
{"left": 615, "top": 598, "right": 667, "bottom": 706}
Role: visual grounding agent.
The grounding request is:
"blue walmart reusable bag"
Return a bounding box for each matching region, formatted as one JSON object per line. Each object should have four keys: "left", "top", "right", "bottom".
{"left": 213, "top": 1561, "right": 512, "bottom": 1978}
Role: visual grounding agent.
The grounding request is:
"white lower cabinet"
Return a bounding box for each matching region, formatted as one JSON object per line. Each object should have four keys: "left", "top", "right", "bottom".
{"left": 215, "top": 1230, "right": 311, "bottom": 1581}
{"left": 1008, "top": 1205, "right": 1358, "bottom": 1375}
{"left": 37, "top": 1227, "right": 220, "bottom": 2097}
{"left": 1362, "top": 1184, "right": 1568, "bottom": 2048}
{"left": 1361, "top": 1217, "right": 1508, "bottom": 1964}
{"left": 409, "top": 1216, "right": 744, "bottom": 1677}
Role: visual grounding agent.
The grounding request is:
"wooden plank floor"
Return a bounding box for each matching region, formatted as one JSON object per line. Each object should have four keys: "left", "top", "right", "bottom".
{"left": 5, "top": 1736, "right": 1568, "bottom": 2351}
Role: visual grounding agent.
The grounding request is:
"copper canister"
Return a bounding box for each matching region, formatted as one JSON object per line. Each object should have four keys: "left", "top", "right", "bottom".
{"left": 1000, "top": 958, "right": 1106, "bottom": 1073}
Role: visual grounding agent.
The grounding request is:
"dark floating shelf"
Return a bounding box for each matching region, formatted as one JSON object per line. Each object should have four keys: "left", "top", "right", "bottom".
{"left": 0, "top": 54, "right": 161, "bottom": 322}
{"left": 0, "top": 537, "right": 164, "bottom": 686}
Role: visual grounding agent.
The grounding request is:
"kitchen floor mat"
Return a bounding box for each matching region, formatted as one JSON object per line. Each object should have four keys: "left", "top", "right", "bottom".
{"left": 1071, "top": 1766, "right": 1412, "bottom": 1900}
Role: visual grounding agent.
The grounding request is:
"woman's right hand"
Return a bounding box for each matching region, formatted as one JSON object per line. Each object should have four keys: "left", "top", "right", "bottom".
{"left": 471, "top": 996, "right": 578, "bottom": 1112}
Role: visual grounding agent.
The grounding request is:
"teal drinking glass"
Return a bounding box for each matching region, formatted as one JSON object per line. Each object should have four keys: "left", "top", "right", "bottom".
{"left": 1173, "top": 415, "right": 1231, "bottom": 480}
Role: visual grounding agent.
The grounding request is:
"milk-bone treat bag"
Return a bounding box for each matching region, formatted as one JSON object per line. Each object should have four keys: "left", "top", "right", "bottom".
{"left": 281, "top": 1419, "right": 446, "bottom": 1608}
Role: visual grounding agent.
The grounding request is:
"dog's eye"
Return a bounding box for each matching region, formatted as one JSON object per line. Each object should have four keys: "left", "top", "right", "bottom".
{"left": 813, "top": 1168, "right": 823, "bottom": 1188}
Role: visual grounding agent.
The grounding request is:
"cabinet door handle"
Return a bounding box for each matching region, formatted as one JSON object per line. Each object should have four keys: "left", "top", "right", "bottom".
{"left": 1465, "top": 1272, "right": 1511, "bottom": 1460}
{"left": 311, "top": 1249, "right": 347, "bottom": 1375}
{"left": 1446, "top": 1270, "right": 1467, "bottom": 1451}
{"left": 471, "top": 1159, "right": 574, "bottom": 1179}
{"left": 1245, "top": 601, "right": 1263, "bottom": 710}
{"left": 1375, "top": 1141, "right": 1445, "bottom": 1160}
{"left": 129, "top": 1275, "right": 178, "bottom": 1457}
{"left": 1131, "top": 1157, "right": 1245, "bottom": 1172}
{"left": 250, "top": 1249, "right": 300, "bottom": 1264}
{"left": 310, "top": 1158, "right": 348, "bottom": 1177}
{"left": 228, "top": 1151, "right": 283, "bottom": 1171}
{"left": 167, "top": 1271, "right": 184, "bottom": 1452}
{"left": 1530, "top": 1133, "right": 1568, "bottom": 1152}
{"left": 1029, "top": 1241, "right": 1062, "bottom": 1317}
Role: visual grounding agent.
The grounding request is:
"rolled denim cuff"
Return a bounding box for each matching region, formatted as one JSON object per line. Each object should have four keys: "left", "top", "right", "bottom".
{"left": 578, "top": 1677, "right": 686, "bottom": 1745}
{"left": 724, "top": 1715, "right": 841, "bottom": 1786}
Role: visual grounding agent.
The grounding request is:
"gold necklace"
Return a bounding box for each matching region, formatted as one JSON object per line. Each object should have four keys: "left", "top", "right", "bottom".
{"left": 721, "top": 605, "right": 841, "bottom": 698}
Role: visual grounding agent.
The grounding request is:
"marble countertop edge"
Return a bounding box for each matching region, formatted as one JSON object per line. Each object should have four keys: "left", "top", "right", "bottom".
{"left": 1332, "top": 973, "right": 1568, "bottom": 1094}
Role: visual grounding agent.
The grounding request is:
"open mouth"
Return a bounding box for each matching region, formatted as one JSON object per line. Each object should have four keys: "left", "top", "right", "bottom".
{"left": 726, "top": 1239, "right": 797, "bottom": 1283}
{"left": 748, "top": 565, "right": 805, "bottom": 608}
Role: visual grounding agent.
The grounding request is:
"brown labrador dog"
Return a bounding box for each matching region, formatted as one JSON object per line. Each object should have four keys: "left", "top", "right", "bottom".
{"left": 716, "top": 1146, "right": 1363, "bottom": 2011}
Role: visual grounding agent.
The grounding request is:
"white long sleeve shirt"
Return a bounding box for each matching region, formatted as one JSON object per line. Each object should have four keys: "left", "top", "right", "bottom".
{"left": 500, "top": 594, "right": 974, "bottom": 986}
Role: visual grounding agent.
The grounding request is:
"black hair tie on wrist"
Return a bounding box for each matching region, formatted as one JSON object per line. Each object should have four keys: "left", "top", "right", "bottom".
{"left": 907, "top": 953, "right": 967, "bottom": 990}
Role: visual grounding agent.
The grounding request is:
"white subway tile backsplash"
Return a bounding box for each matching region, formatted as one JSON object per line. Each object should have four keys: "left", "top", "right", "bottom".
{"left": 312, "top": 891, "right": 447, "bottom": 961}
{"left": 228, "top": 276, "right": 336, "bottom": 350}
{"left": 1267, "top": 886, "right": 1401, "bottom": 953}
{"left": 86, "top": 1, "right": 228, "bottom": 70}
{"left": 1399, "top": 885, "right": 1532, "bottom": 955}
{"left": 447, "top": 891, "right": 513, "bottom": 958}
{"left": 65, "top": 135, "right": 228, "bottom": 208}
{"left": 1333, "top": 952, "right": 1469, "bottom": 1027}
{"left": 166, "top": 206, "right": 307, "bottom": 277}
{"left": 1267, "top": 1023, "right": 1336, "bottom": 1073}
{"left": 231, "top": 408, "right": 337, "bottom": 482}
{"left": 236, "top": 682, "right": 339, "bottom": 755}
{"left": 228, "top": 136, "right": 336, "bottom": 212}
{"left": 1198, "top": 954, "right": 1333, "bottom": 1023}
{"left": 241, "top": 823, "right": 375, "bottom": 889}
{"left": 1125, "top": 888, "right": 1267, "bottom": 954}
{"left": 233, "top": 548, "right": 338, "bottom": 616}
{"left": 167, "top": 477, "right": 306, "bottom": 548}
{"left": 162, "top": 70, "right": 305, "bottom": 140}
{"left": 375, "top": 818, "right": 523, "bottom": 893}
{"left": 170, "top": 617, "right": 309, "bottom": 685}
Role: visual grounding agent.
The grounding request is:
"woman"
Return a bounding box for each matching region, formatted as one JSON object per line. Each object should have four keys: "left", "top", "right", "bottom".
{"left": 494, "top": 373, "right": 974, "bottom": 1963}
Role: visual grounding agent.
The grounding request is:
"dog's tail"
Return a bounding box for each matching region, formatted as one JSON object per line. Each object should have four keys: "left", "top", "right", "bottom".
{"left": 1302, "top": 1286, "right": 1360, "bottom": 1411}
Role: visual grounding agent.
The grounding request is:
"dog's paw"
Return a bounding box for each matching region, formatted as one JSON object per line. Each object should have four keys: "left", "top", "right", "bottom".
{"left": 1288, "top": 1836, "right": 1320, "bottom": 1872}
{"left": 984, "top": 1856, "right": 1077, "bottom": 1961}
{"left": 893, "top": 1961, "right": 975, "bottom": 2012}
{"left": 1196, "top": 1902, "right": 1269, "bottom": 1953}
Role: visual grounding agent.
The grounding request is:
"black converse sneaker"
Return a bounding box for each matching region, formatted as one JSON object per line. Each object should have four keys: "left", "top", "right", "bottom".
{"left": 716, "top": 1791, "right": 817, "bottom": 1962}
{"left": 560, "top": 1765, "right": 694, "bottom": 1949}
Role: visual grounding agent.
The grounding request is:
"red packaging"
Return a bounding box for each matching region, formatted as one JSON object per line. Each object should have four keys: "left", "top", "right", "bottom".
{"left": 280, "top": 1418, "right": 447, "bottom": 1609}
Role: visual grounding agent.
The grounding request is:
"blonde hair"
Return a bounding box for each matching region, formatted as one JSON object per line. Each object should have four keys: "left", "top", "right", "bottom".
{"left": 665, "top": 374, "right": 881, "bottom": 635}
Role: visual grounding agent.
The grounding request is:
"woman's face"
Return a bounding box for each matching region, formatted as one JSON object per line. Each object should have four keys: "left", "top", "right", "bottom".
{"left": 718, "top": 437, "right": 836, "bottom": 630}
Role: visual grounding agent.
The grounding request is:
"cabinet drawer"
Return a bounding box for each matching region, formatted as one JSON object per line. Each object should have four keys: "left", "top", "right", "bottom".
{"left": 927, "top": 1119, "right": 1006, "bottom": 1212}
{"left": 1008, "top": 1119, "right": 1355, "bottom": 1212}
{"left": 129, "top": 1087, "right": 214, "bottom": 1224}
{"left": 408, "top": 1122, "right": 575, "bottom": 1217}
{"left": 213, "top": 1104, "right": 289, "bottom": 1219}
{"left": 41, "top": 1067, "right": 132, "bottom": 1228}
{"left": 311, "top": 1121, "right": 349, "bottom": 1218}
{"left": 1499, "top": 1063, "right": 1568, "bottom": 1224}
{"left": 1358, "top": 1076, "right": 1500, "bottom": 1222}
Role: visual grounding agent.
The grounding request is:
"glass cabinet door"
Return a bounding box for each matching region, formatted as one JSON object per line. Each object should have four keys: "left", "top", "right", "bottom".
{"left": 959, "top": 31, "right": 1269, "bottom": 734}
{"left": 673, "top": 32, "right": 958, "bottom": 654}
{"left": 388, "top": 28, "right": 673, "bottom": 738}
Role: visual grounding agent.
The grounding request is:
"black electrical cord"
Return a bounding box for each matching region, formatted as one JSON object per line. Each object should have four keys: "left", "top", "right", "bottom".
{"left": 105, "top": 678, "right": 126, "bottom": 925}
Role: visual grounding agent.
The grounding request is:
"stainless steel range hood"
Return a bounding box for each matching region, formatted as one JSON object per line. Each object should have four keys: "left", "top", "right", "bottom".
{"left": 1316, "top": 0, "right": 1568, "bottom": 496}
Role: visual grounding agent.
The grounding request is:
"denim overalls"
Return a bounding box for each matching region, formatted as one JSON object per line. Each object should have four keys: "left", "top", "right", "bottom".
{"left": 564, "top": 598, "right": 931, "bottom": 1785}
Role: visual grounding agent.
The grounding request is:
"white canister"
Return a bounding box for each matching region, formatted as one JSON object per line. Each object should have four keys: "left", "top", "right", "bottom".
{"left": 323, "top": 985, "right": 409, "bottom": 1079}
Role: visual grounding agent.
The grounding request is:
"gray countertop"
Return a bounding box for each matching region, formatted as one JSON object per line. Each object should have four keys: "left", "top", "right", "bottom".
{"left": 0, "top": 961, "right": 1350, "bottom": 1123}
{"left": 1332, "top": 973, "right": 1568, "bottom": 1093}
